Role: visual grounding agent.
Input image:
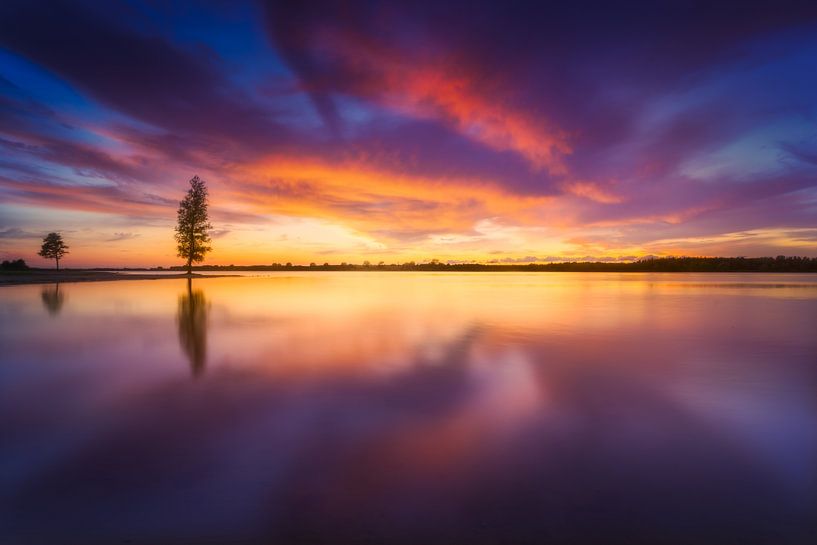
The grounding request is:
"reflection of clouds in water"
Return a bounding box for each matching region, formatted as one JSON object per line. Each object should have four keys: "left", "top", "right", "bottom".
{"left": 467, "top": 346, "right": 544, "bottom": 426}
{"left": 4, "top": 274, "right": 817, "bottom": 544}
{"left": 668, "top": 371, "right": 817, "bottom": 495}
{"left": 4, "top": 324, "right": 815, "bottom": 544}
{"left": 177, "top": 278, "right": 209, "bottom": 377}
{"left": 40, "top": 283, "right": 65, "bottom": 316}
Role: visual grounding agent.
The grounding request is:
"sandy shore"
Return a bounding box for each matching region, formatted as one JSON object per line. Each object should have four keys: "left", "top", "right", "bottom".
{"left": 0, "top": 270, "right": 229, "bottom": 286}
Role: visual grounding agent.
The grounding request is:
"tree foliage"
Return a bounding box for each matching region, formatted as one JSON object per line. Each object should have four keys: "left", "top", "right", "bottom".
{"left": 175, "top": 175, "right": 212, "bottom": 273}
{"left": 1, "top": 258, "right": 29, "bottom": 270}
{"left": 38, "top": 232, "right": 69, "bottom": 270}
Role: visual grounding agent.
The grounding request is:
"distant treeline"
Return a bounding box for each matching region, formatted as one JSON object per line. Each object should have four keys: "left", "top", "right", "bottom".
{"left": 1, "top": 259, "right": 29, "bottom": 271}
{"left": 156, "top": 256, "right": 817, "bottom": 273}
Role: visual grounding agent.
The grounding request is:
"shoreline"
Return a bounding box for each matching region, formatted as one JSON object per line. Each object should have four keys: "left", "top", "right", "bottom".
{"left": 3, "top": 268, "right": 816, "bottom": 287}
{"left": 0, "top": 271, "right": 232, "bottom": 286}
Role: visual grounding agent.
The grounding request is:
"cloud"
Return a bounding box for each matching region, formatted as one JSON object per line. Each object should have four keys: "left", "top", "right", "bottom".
{"left": 264, "top": 2, "right": 572, "bottom": 174}
{"left": 562, "top": 181, "right": 623, "bottom": 204}
{"left": 0, "top": 0, "right": 293, "bottom": 156}
{"left": 105, "top": 232, "right": 140, "bottom": 242}
{"left": 230, "top": 156, "right": 554, "bottom": 242}
{"left": 485, "top": 255, "right": 642, "bottom": 264}
{"left": 0, "top": 227, "right": 41, "bottom": 239}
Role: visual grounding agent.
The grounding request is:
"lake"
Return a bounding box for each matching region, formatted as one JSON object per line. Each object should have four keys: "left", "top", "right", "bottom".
{"left": 1, "top": 272, "right": 816, "bottom": 544}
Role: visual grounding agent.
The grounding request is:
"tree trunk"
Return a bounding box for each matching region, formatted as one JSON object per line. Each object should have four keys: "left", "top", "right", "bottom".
{"left": 56, "top": 257, "right": 59, "bottom": 271}
{"left": 188, "top": 225, "right": 194, "bottom": 275}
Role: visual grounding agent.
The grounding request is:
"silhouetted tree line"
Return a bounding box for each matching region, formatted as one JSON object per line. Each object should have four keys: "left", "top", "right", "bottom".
{"left": 163, "top": 256, "right": 817, "bottom": 273}
{"left": 1, "top": 259, "right": 29, "bottom": 270}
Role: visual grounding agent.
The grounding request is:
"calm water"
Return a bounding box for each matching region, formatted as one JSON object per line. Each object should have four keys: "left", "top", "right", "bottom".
{"left": 1, "top": 273, "right": 816, "bottom": 544}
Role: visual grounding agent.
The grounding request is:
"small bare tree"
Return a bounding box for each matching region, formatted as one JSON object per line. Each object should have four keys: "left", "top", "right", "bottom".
{"left": 38, "top": 232, "right": 69, "bottom": 270}
{"left": 175, "top": 175, "right": 212, "bottom": 274}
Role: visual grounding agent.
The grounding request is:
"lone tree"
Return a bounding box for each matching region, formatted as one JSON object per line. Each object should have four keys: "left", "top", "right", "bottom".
{"left": 175, "top": 175, "right": 212, "bottom": 274}
{"left": 38, "top": 232, "right": 69, "bottom": 270}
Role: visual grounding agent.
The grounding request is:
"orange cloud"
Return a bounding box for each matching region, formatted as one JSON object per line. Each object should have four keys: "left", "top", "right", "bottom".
{"left": 231, "top": 155, "right": 553, "bottom": 239}
{"left": 0, "top": 178, "right": 170, "bottom": 217}
{"left": 384, "top": 65, "right": 572, "bottom": 173}
{"left": 315, "top": 29, "right": 572, "bottom": 173}
{"left": 562, "top": 181, "right": 624, "bottom": 204}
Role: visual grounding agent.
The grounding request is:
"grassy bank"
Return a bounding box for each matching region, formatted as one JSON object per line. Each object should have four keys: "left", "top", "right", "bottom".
{"left": 0, "top": 270, "right": 225, "bottom": 286}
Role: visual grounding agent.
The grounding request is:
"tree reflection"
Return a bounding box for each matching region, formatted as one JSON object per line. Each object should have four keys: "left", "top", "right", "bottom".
{"left": 177, "top": 277, "right": 209, "bottom": 377}
{"left": 41, "top": 283, "right": 65, "bottom": 316}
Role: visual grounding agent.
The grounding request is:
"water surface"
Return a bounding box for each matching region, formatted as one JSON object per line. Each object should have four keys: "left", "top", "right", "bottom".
{"left": 2, "top": 273, "right": 816, "bottom": 544}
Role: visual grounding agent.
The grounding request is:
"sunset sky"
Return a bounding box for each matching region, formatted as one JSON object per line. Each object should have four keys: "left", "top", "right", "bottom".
{"left": 1, "top": 1, "right": 817, "bottom": 267}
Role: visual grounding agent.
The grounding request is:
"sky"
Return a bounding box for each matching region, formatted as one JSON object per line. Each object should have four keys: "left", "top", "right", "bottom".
{"left": 1, "top": 0, "right": 816, "bottom": 267}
